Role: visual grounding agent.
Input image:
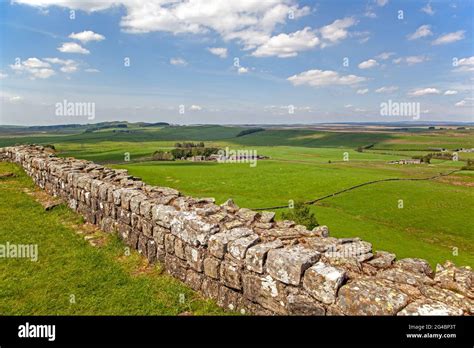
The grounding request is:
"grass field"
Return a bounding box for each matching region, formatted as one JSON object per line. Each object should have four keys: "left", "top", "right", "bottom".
{"left": 1, "top": 124, "right": 473, "bottom": 269}
{"left": 0, "top": 162, "right": 224, "bottom": 315}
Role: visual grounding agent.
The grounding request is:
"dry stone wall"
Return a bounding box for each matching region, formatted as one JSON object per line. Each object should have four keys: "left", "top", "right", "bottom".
{"left": 1, "top": 145, "right": 472, "bottom": 316}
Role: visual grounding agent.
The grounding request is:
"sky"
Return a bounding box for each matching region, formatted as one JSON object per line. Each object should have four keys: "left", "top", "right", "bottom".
{"left": 0, "top": 0, "right": 473, "bottom": 126}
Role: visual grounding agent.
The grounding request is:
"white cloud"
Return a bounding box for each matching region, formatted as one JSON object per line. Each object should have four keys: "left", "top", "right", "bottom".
{"left": 0, "top": 91, "right": 23, "bottom": 103}
{"left": 44, "top": 57, "right": 79, "bottom": 73}
{"left": 421, "top": 3, "right": 435, "bottom": 15}
{"left": 356, "top": 88, "right": 369, "bottom": 94}
{"left": 365, "top": 11, "right": 377, "bottom": 18}
{"left": 189, "top": 104, "right": 202, "bottom": 111}
{"left": 455, "top": 98, "right": 474, "bottom": 107}
{"left": 375, "top": 86, "right": 398, "bottom": 93}
{"left": 453, "top": 56, "right": 474, "bottom": 73}
{"left": 69, "top": 30, "right": 105, "bottom": 43}
{"left": 444, "top": 90, "right": 458, "bottom": 95}
{"left": 57, "top": 42, "right": 90, "bottom": 54}
{"left": 407, "top": 25, "right": 432, "bottom": 40}
{"left": 358, "top": 59, "right": 378, "bottom": 69}
{"left": 237, "top": 67, "right": 249, "bottom": 74}
{"left": 18, "top": 1, "right": 310, "bottom": 54}
{"left": 0, "top": 71, "right": 8, "bottom": 79}
{"left": 319, "top": 17, "right": 357, "bottom": 46}
{"left": 432, "top": 31, "right": 465, "bottom": 45}
{"left": 376, "top": 0, "right": 389, "bottom": 7}
{"left": 207, "top": 47, "right": 228, "bottom": 58}
{"left": 252, "top": 27, "right": 319, "bottom": 58}
{"left": 392, "top": 55, "right": 428, "bottom": 65}
{"left": 170, "top": 58, "right": 188, "bottom": 66}
{"left": 9, "top": 57, "right": 56, "bottom": 79}
{"left": 408, "top": 87, "right": 440, "bottom": 96}
{"left": 376, "top": 52, "right": 395, "bottom": 60}
{"left": 85, "top": 68, "right": 100, "bottom": 73}
{"left": 287, "top": 69, "right": 366, "bottom": 87}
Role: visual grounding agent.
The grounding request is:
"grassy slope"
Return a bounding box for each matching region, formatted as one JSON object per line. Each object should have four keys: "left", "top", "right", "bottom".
{"left": 0, "top": 162, "right": 224, "bottom": 315}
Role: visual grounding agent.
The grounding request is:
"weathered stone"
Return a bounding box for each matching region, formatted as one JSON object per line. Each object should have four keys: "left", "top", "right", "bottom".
{"left": 325, "top": 240, "right": 372, "bottom": 261}
{"left": 185, "top": 269, "right": 203, "bottom": 291}
{"left": 146, "top": 239, "right": 157, "bottom": 263}
{"left": 174, "top": 238, "right": 186, "bottom": 260}
{"left": 236, "top": 208, "right": 259, "bottom": 222}
{"left": 336, "top": 279, "right": 409, "bottom": 315}
{"left": 208, "top": 228, "right": 253, "bottom": 259}
{"left": 217, "top": 286, "right": 241, "bottom": 312}
{"left": 185, "top": 246, "right": 204, "bottom": 272}
{"left": 221, "top": 198, "right": 239, "bottom": 213}
{"left": 377, "top": 268, "right": 435, "bottom": 286}
{"left": 259, "top": 211, "right": 275, "bottom": 223}
{"left": 170, "top": 211, "right": 219, "bottom": 246}
{"left": 165, "top": 254, "right": 187, "bottom": 282}
{"left": 164, "top": 233, "right": 176, "bottom": 254}
{"left": 228, "top": 234, "right": 260, "bottom": 260}
{"left": 420, "top": 285, "right": 473, "bottom": 314}
{"left": 245, "top": 240, "right": 283, "bottom": 273}
{"left": 395, "top": 258, "right": 434, "bottom": 278}
{"left": 242, "top": 273, "right": 288, "bottom": 314}
{"left": 203, "top": 257, "right": 220, "bottom": 279}
{"left": 201, "top": 278, "right": 220, "bottom": 300}
{"left": 220, "top": 260, "right": 242, "bottom": 290}
{"left": 303, "top": 262, "right": 346, "bottom": 304}
{"left": 397, "top": 299, "right": 463, "bottom": 316}
{"left": 152, "top": 204, "right": 177, "bottom": 228}
{"left": 367, "top": 251, "right": 396, "bottom": 269}
{"left": 287, "top": 290, "right": 326, "bottom": 315}
{"left": 152, "top": 225, "right": 167, "bottom": 245}
{"left": 266, "top": 245, "right": 320, "bottom": 285}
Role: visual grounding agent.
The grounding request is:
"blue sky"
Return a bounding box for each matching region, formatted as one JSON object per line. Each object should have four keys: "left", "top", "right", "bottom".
{"left": 0, "top": 0, "right": 473, "bottom": 125}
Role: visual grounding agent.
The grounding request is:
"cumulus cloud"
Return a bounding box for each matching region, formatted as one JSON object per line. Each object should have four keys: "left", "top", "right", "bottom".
{"left": 432, "top": 31, "right": 465, "bottom": 45}
{"left": 455, "top": 98, "right": 474, "bottom": 107}
{"left": 356, "top": 88, "right": 369, "bottom": 94}
{"left": 43, "top": 57, "right": 79, "bottom": 73}
{"left": 421, "top": 2, "right": 435, "bottom": 15}
{"left": 207, "top": 47, "right": 228, "bottom": 58}
{"left": 287, "top": 69, "right": 366, "bottom": 87}
{"left": 407, "top": 25, "right": 432, "bottom": 40}
{"left": 375, "top": 86, "right": 398, "bottom": 93}
{"left": 358, "top": 59, "right": 378, "bottom": 69}
{"left": 376, "top": 52, "right": 394, "bottom": 60}
{"left": 170, "top": 58, "right": 188, "bottom": 66}
{"left": 444, "top": 90, "right": 458, "bottom": 95}
{"left": 376, "top": 0, "right": 389, "bottom": 6}
{"left": 252, "top": 27, "right": 319, "bottom": 58}
{"left": 408, "top": 87, "right": 440, "bottom": 96}
{"left": 9, "top": 57, "right": 56, "bottom": 79}
{"left": 319, "top": 17, "right": 357, "bottom": 47}
{"left": 57, "top": 42, "right": 90, "bottom": 54}
{"left": 453, "top": 56, "right": 474, "bottom": 73}
{"left": 69, "top": 30, "right": 105, "bottom": 43}
{"left": 392, "top": 55, "right": 428, "bottom": 65}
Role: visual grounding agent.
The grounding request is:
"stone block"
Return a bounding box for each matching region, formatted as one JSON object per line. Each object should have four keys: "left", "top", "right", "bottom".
{"left": 245, "top": 240, "right": 283, "bottom": 273}
{"left": 266, "top": 245, "right": 320, "bottom": 285}
{"left": 303, "top": 261, "right": 346, "bottom": 304}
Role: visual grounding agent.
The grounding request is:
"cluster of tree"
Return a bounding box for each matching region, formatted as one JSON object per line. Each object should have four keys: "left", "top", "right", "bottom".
{"left": 170, "top": 146, "right": 219, "bottom": 159}
{"left": 152, "top": 150, "right": 174, "bottom": 161}
{"left": 174, "top": 142, "right": 205, "bottom": 148}
{"left": 236, "top": 128, "right": 265, "bottom": 137}
{"left": 84, "top": 123, "right": 128, "bottom": 133}
{"left": 281, "top": 201, "right": 318, "bottom": 230}
{"left": 412, "top": 154, "right": 432, "bottom": 163}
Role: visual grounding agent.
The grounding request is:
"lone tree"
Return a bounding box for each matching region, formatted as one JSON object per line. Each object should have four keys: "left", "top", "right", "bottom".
{"left": 281, "top": 201, "right": 318, "bottom": 230}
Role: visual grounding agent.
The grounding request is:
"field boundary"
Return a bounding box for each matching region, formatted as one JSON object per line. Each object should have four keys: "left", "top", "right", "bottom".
{"left": 253, "top": 169, "right": 462, "bottom": 211}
